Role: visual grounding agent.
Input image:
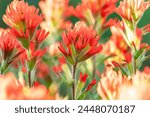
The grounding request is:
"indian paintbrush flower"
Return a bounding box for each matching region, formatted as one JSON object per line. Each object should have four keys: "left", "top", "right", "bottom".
{"left": 58, "top": 21, "right": 103, "bottom": 65}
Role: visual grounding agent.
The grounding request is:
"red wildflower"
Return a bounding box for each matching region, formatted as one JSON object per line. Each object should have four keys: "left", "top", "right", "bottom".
{"left": 86, "top": 79, "right": 96, "bottom": 91}
{"left": 36, "top": 62, "right": 50, "bottom": 79}
{"left": 59, "top": 21, "right": 103, "bottom": 65}
{"left": 0, "top": 29, "right": 24, "bottom": 62}
{"left": 3, "top": 0, "right": 48, "bottom": 50}
{"left": 3, "top": 0, "right": 43, "bottom": 38}
{"left": 0, "top": 73, "right": 58, "bottom": 100}
{"left": 34, "top": 29, "right": 50, "bottom": 46}
{"left": 71, "top": 0, "right": 118, "bottom": 26}
{"left": 33, "top": 81, "right": 40, "bottom": 87}
{"left": 79, "top": 72, "right": 88, "bottom": 83}
{"left": 116, "top": 0, "right": 150, "bottom": 23}
{"left": 52, "top": 66, "right": 62, "bottom": 74}
{"left": 58, "top": 56, "right": 66, "bottom": 65}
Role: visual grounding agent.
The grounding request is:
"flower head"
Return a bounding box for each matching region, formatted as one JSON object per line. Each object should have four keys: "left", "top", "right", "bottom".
{"left": 59, "top": 21, "right": 103, "bottom": 65}
{"left": 79, "top": 72, "right": 88, "bottom": 83}
{"left": 70, "top": 0, "right": 118, "bottom": 30}
{"left": 116, "top": 0, "right": 150, "bottom": 23}
{"left": 86, "top": 79, "right": 96, "bottom": 91}
{"left": 97, "top": 66, "right": 129, "bottom": 99}
{"left": 3, "top": 0, "right": 43, "bottom": 36}
{"left": 3, "top": 0, "right": 49, "bottom": 50}
{"left": 39, "top": 0, "right": 71, "bottom": 32}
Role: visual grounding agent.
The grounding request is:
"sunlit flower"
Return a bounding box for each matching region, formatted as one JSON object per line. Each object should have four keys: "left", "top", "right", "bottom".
{"left": 97, "top": 66, "right": 128, "bottom": 100}
{"left": 0, "top": 73, "right": 60, "bottom": 100}
{"left": 119, "top": 71, "right": 150, "bottom": 100}
{"left": 97, "top": 66, "right": 150, "bottom": 100}
{"left": 39, "top": 0, "right": 71, "bottom": 32}
{"left": 3, "top": 0, "right": 43, "bottom": 37}
{"left": 59, "top": 21, "right": 103, "bottom": 65}
{"left": 116, "top": 0, "right": 150, "bottom": 24}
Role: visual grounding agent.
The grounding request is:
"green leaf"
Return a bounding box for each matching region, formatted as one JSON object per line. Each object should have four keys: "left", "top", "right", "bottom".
{"left": 18, "top": 38, "right": 30, "bottom": 49}
{"left": 77, "top": 91, "right": 88, "bottom": 100}
{"left": 70, "top": 44, "right": 77, "bottom": 63}
{"left": 134, "top": 48, "right": 145, "bottom": 60}
{"left": 62, "top": 64, "right": 73, "bottom": 85}
{"left": 77, "top": 45, "right": 90, "bottom": 62}
{"left": 75, "top": 81, "right": 85, "bottom": 99}
{"left": 59, "top": 73, "right": 73, "bottom": 86}
{"left": 28, "top": 59, "right": 36, "bottom": 71}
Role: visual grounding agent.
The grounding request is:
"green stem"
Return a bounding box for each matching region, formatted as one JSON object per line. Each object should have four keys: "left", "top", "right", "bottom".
{"left": 92, "top": 56, "right": 96, "bottom": 79}
{"left": 28, "top": 70, "right": 32, "bottom": 87}
{"left": 72, "top": 63, "right": 77, "bottom": 100}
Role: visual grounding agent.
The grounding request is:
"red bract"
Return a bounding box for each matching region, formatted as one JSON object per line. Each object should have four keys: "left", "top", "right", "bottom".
{"left": 34, "top": 29, "right": 49, "bottom": 45}
{"left": 72, "top": 0, "right": 117, "bottom": 21}
{"left": 86, "top": 79, "right": 96, "bottom": 91}
{"left": 79, "top": 72, "right": 88, "bottom": 83}
{"left": 3, "top": 0, "right": 43, "bottom": 37}
{"left": 3, "top": 0, "right": 45, "bottom": 49}
{"left": 0, "top": 29, "right": 24, "bottom": 61}
{"left": 123, "top": 52, "right": 132, "bottom": 63}
{"left": 59, "top": 21, "right": 103, "bottom": 65}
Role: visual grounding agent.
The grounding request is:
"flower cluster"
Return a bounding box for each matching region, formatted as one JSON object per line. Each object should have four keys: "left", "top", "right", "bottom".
{"left": 0, "top": 0, "right": 150, "bottom": 100}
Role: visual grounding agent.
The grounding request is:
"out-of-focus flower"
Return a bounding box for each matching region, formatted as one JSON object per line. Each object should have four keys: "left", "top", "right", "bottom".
{"left": 102, "top": 26, "right": 129, "bottom": 64}
{"left": 39, "top": 0, "right": 71, "bottom": 33}
{"left": 97, "top": 66, "right": 128, "bottom": 99}
{"left": 97, "top": 66, "right": 150, "bottom": 100}
{"left": 59, "top": 21, "right": 103, "bottom": 65}
{"left": 119, "top": 71, "right": 150, "bottom": 100}
{"left": 49, "top": 42, "right": 60, "bottom": 56}
{"left": 52, "top": 56, "right": 66, "bottom": 74}
{"left": 108, "top": 18, "right": 142, "bottom": 49}
{"left": 0, "top": 73, "right": 61, "bottom": 100}
{"left": 36, "top": 62, "right": 50, "bottom": 79}
{"left": 70, "top": 0, "right": 118, "bottom": 32}
{"left": 116, "top": 0, "right": 150, "bottom": 24}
